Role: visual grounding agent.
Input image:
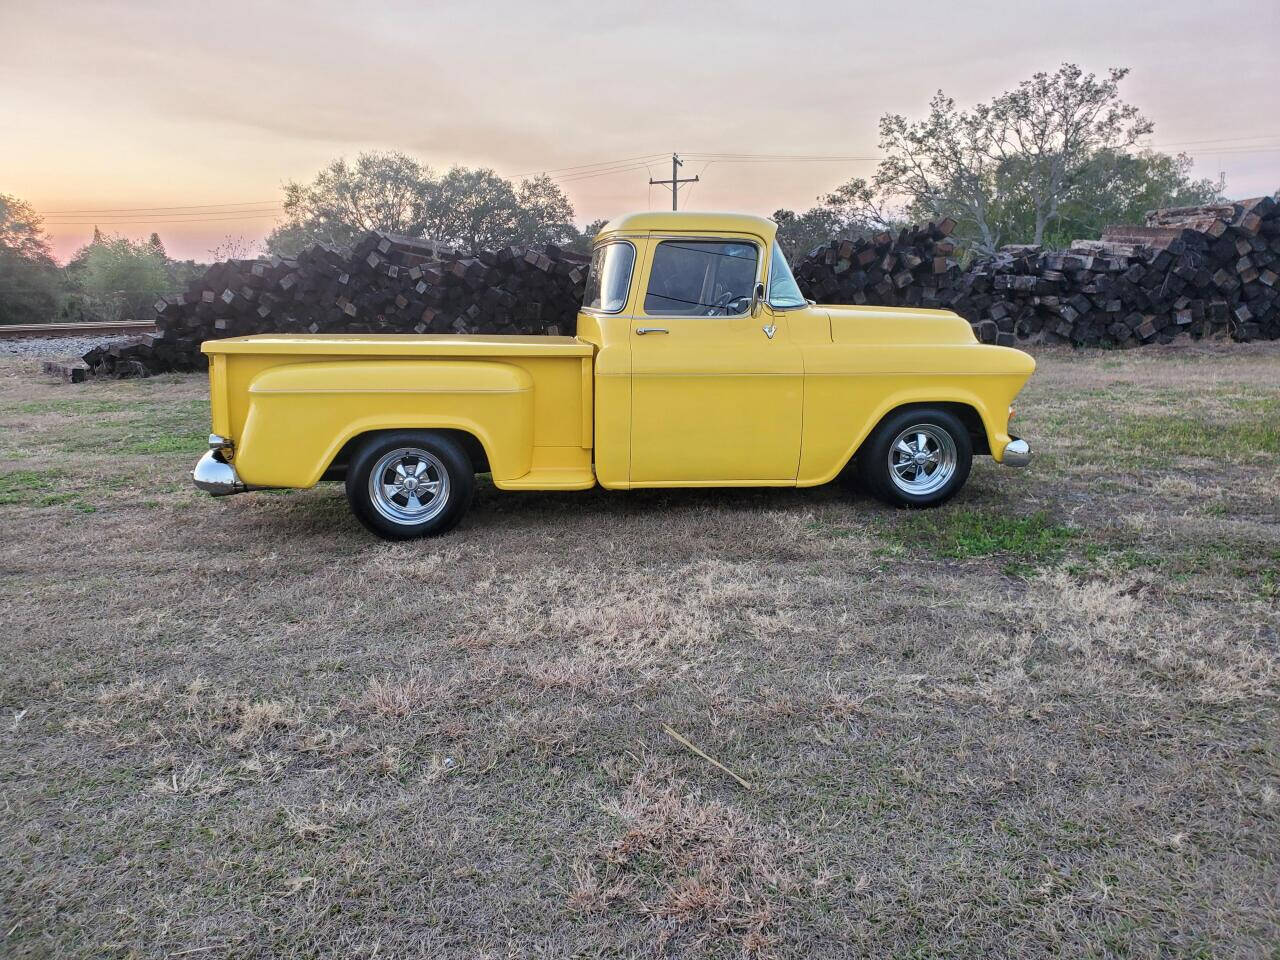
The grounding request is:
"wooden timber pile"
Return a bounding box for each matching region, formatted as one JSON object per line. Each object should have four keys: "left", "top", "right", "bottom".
{"left": 792, "top": 218, "right": 968, "bottom": 314}
{"left": 83, "top": 232, "right": 589, "bottom": 375}
{"left": 957, "top": 196, "right": 1279, "bottom": 346}
{"left": 793, "top": 196, "right": 1279, "bottom": 347}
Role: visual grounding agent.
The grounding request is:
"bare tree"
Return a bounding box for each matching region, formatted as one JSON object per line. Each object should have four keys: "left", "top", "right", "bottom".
{"left": 208, "top": 235, "right": 260, "bottom": 261}
{"left": 873, "top": 64, "right": 1153, "bottom": 253}
{"left": 875, "top": 92, "right": 1007, "bottom": 252}
{"left": 990, "top": 65, "right": 1152, "bottom": 245}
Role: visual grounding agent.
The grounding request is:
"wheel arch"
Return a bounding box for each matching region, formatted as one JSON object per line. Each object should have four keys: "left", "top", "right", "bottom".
{"left": 322, "top": 427, "right": 491, "bottom": 481}
{"left": 854, "top": 400, "right": 990, "bottom": 460}
{"left": 805, "top": 396, "right": 998, "bottom": 488}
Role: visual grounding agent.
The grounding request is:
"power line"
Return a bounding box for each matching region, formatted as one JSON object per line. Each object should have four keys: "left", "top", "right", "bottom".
{"left": 38, "top": 200, "right": 283, "bottom": 214}
{"left": 682, "top": 152, "right": 881, "bottom": 161}
{"left": 511, "top": 153, "right": 668, "bottom": 180}
{"left": 43, "top": 213, "right": 283, "bottom": 226}
{"left": 1180, "top": 145, "right": 1280, "bottom": 156}
{"left": 544, "top": 156, "right": 673, "bottom": 183}
{"left": 1144, "top": 133, "right": 1280, "bottom": 148}
{"left": 552, "top": 162, "right": 658, "bottom": 184}
{"left": 680, "top": 161, "right": 714, "bottom": 206}
{"left": 42, "top": 208, "right": 282, "bottom": 223}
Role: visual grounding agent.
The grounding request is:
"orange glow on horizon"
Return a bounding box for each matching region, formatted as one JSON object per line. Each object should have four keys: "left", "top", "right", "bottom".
{"left": 5, "top": 1, "right": 1276, "bottom": 264}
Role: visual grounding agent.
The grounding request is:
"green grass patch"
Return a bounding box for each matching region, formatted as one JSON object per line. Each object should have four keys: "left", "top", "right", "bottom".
{"left": 1076, "top": 392, "right": 1280, "bottom": 460}
{"left": 1102, "top": 412, "right": 1280, "bottom": 459}
{"left": 0, "top": 469, "right": 95, "bottom": 512}
{"left": 886, "top": 508, "right": 1075, "bottom": 572}
{"left": 122, "top": 429, "right": 208, "bottom": 454}
{"left": 14, "top": 397, "right": 134, "bottom": 416}
{"left": 1073, "top": 531, "right": 1280, "bottom": 593}
{"left": 1261, "top": 569, "right": 1279, "bottom": 601}
{"left": 0, "top": 470, "right": 54, "bottom": 504}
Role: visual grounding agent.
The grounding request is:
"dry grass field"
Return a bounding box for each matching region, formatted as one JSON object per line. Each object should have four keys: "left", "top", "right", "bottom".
{"left": 1, "top": 343, "right": 1278, "bottom": 959}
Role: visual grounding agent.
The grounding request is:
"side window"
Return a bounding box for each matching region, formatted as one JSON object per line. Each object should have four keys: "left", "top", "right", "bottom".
{"left": 767, "top": 242, "right": 807, "bottom": 309}
{"left": 583, "top": 241, "right": 635, "bottom": 313}
{"left": 643, "top": 241, "right": 759, "bottom": 316}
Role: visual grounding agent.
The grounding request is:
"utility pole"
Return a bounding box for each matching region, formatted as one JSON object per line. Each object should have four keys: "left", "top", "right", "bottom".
{"left": 649, "top": 153, "right": 699, "bottom": 211}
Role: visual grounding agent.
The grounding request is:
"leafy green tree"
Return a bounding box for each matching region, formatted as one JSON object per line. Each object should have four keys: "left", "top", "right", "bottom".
{"left": 572, "top": 218, "right": 610, "bottom": 253}
{"left": 771, "top": 207, "right": 847, "bottom": 261}
{"left": 78, "top": 235, "right": 171, "bottom": 321}
{"left": 419, "top": 167, "right": 522, "bottom": 252}
{"left": 0, "top": 194, "right": 59, "bottom": 324}
{"left": 266, "top": 151, "right": 433, "bottom": 255}
{"left": 771, "top": 178, "right": 900, "bottom": 262}
{"left": 1027, "top": 150, "right": 1223, "bottom": 247}
{"left": 265, "top": 152, "right": 580, "bottom": 256}
{"left": 514, "top": 174, "right": 578, "bottom": 246}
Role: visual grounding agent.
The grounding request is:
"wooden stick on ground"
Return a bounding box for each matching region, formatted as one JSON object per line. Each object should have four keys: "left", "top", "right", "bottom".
{"left": 661, "top": 723, "right": 753, "bottom": 791}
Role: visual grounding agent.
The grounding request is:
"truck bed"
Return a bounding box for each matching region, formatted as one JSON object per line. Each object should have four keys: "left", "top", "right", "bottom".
{"left": 202, "top": 334, "right": 597, "bottom": 491}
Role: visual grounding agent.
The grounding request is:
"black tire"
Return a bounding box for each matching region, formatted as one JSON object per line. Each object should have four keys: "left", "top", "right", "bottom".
{"left": 855, "top": 407, "right": 972, "bottom": 508}
{"left": 345, "top": 431, "right": 474, "bottom": 540}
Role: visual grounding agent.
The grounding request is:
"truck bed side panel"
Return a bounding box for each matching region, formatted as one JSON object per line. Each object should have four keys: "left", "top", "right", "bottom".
{"left": 234, "top": 359, "right": 534, "bottom": 488}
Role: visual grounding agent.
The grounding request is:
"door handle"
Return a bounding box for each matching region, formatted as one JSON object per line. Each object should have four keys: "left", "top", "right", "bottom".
{"left": 635, "top": 327, "right": 669, "bottom": 335}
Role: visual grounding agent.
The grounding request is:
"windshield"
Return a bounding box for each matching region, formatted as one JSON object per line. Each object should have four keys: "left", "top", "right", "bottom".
{"left": 767, "top": 242, "right": 807, "bottom": 309}
{"left": 583, "top": 241, "right": 635, "bottom": 312}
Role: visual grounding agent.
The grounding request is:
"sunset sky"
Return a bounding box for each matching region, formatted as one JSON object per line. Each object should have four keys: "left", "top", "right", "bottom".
{"left": 4, "top": 0, "right": 1278, "bottom": 263}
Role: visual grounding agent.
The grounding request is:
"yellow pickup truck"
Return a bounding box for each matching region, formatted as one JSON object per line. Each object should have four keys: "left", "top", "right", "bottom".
{"left": 193, "top": 212, "right": 1034, "bottom": 539}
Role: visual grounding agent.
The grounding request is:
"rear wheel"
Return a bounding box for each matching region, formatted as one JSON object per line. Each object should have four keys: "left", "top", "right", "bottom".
{"left": 856, "top": 408, "right": 972, "bottom": 508}
{"left": 345, "top": 431, "right": 474, "bottom": 539}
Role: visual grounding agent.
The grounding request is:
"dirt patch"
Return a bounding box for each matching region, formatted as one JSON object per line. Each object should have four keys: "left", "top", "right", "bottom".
{"left": 1, "top": 343, "right": 1277, "bottom": 958}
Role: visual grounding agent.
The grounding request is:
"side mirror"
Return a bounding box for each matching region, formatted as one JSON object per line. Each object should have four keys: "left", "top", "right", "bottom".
{"left": 750, "top": 281, "right": 765, "bottom": 317}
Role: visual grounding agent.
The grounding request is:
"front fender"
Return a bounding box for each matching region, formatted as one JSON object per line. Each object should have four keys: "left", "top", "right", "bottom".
{"left": 234, "top": 360, "right": 533, "bottom": 488}
{"left": 797, "top": 345, "right": 1035, "bottom": 484}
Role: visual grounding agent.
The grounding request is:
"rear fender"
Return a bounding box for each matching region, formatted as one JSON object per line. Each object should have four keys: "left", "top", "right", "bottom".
{"left": 234, "top": 360, "right": 533, "bottom": 488}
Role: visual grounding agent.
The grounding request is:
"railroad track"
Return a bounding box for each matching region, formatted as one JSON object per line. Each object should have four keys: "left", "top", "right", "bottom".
{"left": 0, "top": 320, "right": 157, "bottom": 340}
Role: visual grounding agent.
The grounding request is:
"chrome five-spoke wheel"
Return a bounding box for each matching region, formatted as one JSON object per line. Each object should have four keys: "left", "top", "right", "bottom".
{"left": 855, "top": 407, "right": 972, "bottom": 508}
{"left": 887, "top": 424, "right": 957, "bottom": 496}
{"left": 346, "top": 432, "right": 474, "bottom": 540}
{"left": 368, "top": 447, "right": 450, "bottom": 524}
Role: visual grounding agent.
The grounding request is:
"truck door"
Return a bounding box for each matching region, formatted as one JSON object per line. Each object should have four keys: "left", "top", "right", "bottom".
{"left": 628, "top": 236, "right": 803, "bottom": 483}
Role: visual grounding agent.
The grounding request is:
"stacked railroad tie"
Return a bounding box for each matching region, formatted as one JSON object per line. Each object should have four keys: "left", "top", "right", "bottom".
{"left": 792, "top": 218, "right": 968, "bottom": 315}
{"left": 793, "top": 196, "right": 1280, "bottom": 346}
{"left": 82, "top": 195, "right": 1280, "bottom": 377}
{"left": 84, "top": 232, "right": 589, "bottom": 375}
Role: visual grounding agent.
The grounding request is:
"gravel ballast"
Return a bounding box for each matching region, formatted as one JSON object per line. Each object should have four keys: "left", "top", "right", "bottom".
{"left": 3, "top": 335, "right": 134, "bottom": 359}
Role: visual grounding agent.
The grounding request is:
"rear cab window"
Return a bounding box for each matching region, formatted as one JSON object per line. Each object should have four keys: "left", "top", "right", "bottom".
{"left": 583, "top": 241, "right": 636, "bottom": 313}
{"left": 643, "top": 240, "right": 759, "bottom": 316}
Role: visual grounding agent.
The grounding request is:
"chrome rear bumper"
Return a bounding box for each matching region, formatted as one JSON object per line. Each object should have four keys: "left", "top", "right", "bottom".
{"left": 1001, "top": 437, "right": 1031, "bottom": 467}
{"left": 192, "top": 449, "right": 247, "bottom": 496}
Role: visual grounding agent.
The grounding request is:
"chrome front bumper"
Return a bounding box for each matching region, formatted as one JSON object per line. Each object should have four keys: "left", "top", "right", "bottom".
{"left": 192, "top": 439, "right": 247, "bottom": 496}
{"left": 1001, "top": 437, "right": 1031, "bottom": 468}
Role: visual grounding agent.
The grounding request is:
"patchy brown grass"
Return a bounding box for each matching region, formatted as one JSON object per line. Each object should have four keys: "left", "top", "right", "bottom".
{"left": 1, "top": 343, "right": 1277, "bottom": 958}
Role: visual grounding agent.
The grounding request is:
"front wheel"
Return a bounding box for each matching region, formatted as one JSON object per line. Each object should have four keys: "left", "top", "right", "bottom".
{"left": 855, "top": 408, "right": 972, "bottom": 508}
{"left": 345, "top": 431, "right": 474, "bottom": 539}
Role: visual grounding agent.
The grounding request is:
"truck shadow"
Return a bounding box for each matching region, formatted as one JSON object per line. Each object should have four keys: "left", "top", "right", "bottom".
{"left": 218, "top": 461, "right": 1010, "bottom": 548}
{"left": 470, "top": 475, "right": 850, "bottom": 521}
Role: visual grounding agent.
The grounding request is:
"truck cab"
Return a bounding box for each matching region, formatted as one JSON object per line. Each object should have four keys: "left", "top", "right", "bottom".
{"left": 194, "top": 212, "right": 1034, "bottom": 539}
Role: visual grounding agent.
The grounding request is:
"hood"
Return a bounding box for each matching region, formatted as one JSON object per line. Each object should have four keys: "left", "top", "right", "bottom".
{"left": 823, "top": 305, "right": 977, "bottom": 346}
